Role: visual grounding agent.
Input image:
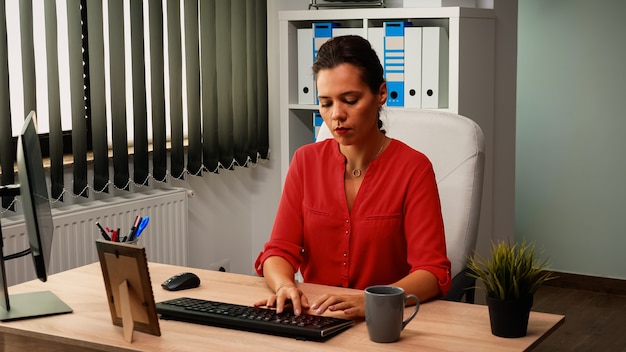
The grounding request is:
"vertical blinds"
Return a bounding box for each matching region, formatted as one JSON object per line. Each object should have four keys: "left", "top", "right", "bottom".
{"left": 0, "top": 0, "right": 269, "bottom": 210}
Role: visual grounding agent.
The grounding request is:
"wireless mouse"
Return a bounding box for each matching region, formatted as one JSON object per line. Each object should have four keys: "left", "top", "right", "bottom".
{"left": 162, "top": 272, "right": 201, "bottom": 291}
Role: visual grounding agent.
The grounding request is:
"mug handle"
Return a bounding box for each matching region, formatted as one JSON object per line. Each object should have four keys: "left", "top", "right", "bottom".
{"left": 401, "top": 294, "right": 420, "bottom": 329}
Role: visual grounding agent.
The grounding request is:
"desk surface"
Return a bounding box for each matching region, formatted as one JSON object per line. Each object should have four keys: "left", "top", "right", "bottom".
{"left": 0, "top": 262, "right": 564, "bottom": 351}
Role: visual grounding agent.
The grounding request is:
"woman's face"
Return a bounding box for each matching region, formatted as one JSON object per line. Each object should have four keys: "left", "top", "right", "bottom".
{"left": 316, "top": 63, "right": 387, "bottom": 147}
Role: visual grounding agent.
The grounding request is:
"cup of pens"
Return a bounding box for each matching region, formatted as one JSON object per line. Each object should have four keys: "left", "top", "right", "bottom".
{"left": 96, "top": 216, "right": 149, "bottom": 245}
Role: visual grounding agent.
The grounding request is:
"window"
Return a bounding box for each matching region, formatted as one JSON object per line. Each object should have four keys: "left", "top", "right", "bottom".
{"left": 0, "top": 0, "right": 269, "bottom": 208}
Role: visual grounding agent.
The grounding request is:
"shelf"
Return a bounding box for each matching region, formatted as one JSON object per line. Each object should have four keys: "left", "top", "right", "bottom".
{"left": 279, "top": 7, "right": 495, "bottom": 22}
{"left": 279, "top": 7, "right": 495, "bottom": 186}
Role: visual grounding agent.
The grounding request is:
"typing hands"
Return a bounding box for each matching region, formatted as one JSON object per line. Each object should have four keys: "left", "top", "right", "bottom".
{"left": 311, "top": 293, "right": 365, "bottom": 319}
{"left": 254, "top": 287, "right": 365, "bottom": 319}
{"left": 254, "top": 285, "right": 310, "bottom": 316}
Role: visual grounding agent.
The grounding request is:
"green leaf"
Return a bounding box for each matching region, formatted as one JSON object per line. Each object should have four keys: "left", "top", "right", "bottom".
{"left": 466, "top": 239, "right": 557, "bottom": 300}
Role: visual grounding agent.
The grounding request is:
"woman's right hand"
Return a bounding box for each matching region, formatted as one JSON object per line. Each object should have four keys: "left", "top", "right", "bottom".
{"left": 253, "top": 284, "right": 311, "bottom": 316}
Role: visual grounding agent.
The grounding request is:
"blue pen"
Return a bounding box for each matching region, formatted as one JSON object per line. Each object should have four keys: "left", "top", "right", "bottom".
{"left": 134, "top": 216, "right": 150, "bottom": 238}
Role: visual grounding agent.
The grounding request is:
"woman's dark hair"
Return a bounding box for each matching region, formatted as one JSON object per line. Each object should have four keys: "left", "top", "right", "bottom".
{"left": 312, "top": 35, "right": 385, "bottom": 95}
{"left": 312, "top": 35, "right": 387, "bottom": 132}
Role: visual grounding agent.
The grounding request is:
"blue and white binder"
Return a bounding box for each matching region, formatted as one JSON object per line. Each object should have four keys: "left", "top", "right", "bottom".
{"left": 313, "top": 23, "right": 337, "bottom": 105}
{"left": 313, "top": 111, "right": 324, "bottom": 141}
{"left": 297, "top": 28, "right": 315, "bottom": 105}
{"left": 421, "top": 26, "right": 449, "bottom": 109}
{"left": 384, "top": 22, "right": 408, "bottom": 107}
{"left": 310, "top": 23, "right": 363, "bottom": 104}
{"left": 313, "top": 22, "right": 336, "bottom": 61}
{"left": 404, "top": 26, "right": 422, "bottom": 108}
{"left": 333, "top": 26, "right": 365, "bottom": 38}
{"left": 367, "top": 26, "right": 385, "bottom": 69}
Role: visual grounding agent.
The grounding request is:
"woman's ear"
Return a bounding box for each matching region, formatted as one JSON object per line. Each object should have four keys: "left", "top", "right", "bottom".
{"left": 378, "top": 81, "right": 388, "bottom": 106}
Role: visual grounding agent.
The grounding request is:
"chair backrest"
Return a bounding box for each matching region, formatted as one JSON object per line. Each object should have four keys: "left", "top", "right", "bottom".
{"left": 316, "top": 109, "right": 485, "bottom": 279}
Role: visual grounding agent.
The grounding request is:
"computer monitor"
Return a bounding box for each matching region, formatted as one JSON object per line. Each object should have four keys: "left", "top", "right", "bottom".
{"left": 17, "top": 111, "right": 54, "bottom": 282}
{"left": 0, "top": 111, "right": 72, "bottom": 321}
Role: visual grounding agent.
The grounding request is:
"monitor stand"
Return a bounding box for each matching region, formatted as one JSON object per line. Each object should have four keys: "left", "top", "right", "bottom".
{"left": 0, "top": 185, "right": 72, "bottom": 321}
{"left": 0, "top": 290, "right": 73, "bottom": 322}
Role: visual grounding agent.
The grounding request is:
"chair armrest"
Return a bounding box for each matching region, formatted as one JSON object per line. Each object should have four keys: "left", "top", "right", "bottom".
{"left": 442, "top": 267, "right": 476, "bottom": 303}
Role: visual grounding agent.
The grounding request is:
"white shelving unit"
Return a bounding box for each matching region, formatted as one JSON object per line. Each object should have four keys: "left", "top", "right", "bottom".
{"left": 278, "top": 7, "right": 496, "bottom": 242}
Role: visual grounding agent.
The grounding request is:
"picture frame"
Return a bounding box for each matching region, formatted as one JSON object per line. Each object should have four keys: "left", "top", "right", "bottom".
{"left": 95, "top": 240, "right": 161, "bottom": 342}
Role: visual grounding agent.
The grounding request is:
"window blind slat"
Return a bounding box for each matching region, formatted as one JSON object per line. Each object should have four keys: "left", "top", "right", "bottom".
{"left": 148, "top": 0, "right": 167, "bottom": 182}
{"left": 199, "top": 0, "right": 218, "bottom": 172}
{"left": 216, "top": 0, "right": 233, "bottom": 170}
{"left": 245, "top": 0, "right": 258, "bottom": 164}
{"left": 256, "top": 1, "right": 269, "bottom": 160}
{"left": 85, "top": 1, "right": 109, "bottom": 192}
{"left": 184, "top": 0, "right": 201, "bottom": 175}
{"left": 44, "top": 0, "right": 64, "bottom": 200}
{"left": 85, "top": 0, "right": 109, "bottom": 192}
{"left": 67, "top": 0, "right": 88, "bottom": 196}
{"left": 108, "top": 0, "right": 129, "bottom": 190}
{"left": 130, "top": 0, "right": 149, "bottom": 185}
{"left": 231, "top": 0, "right": 247, "bottom": 167}
{"left": 167, "top": 0, "right": 184, "bottom": 178}
{"left": 19, "top": 0, "right": 36, "bottom": 113}
{"left": 0, "top": 0, "right": 16, "bottom": 209}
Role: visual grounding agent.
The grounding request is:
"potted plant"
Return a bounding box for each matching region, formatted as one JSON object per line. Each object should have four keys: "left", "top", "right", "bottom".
{"left": 467, "top": 240, "right": 556, "bottom": 338}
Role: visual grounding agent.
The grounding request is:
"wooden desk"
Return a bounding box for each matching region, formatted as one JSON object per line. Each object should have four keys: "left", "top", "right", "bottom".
{"left": 0, "top": 263, "right": 564, "bottom": 351}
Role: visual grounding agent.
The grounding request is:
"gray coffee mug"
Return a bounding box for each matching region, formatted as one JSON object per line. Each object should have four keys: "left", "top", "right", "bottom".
{"left": 365, "top": 285, "right": 419, "bottom": 343}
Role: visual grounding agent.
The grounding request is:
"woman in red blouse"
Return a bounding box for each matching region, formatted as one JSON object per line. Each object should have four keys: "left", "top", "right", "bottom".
{"left": 254, "top": 35, "right": 450, "bottom": 319}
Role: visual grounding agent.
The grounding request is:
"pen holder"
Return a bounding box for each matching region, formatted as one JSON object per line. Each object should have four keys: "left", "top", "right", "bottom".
{"left": 104, "top": 237, "right": 139, "bottom": 246}
{"left": 101, "top": 237, "right": 139, "bottom": 245}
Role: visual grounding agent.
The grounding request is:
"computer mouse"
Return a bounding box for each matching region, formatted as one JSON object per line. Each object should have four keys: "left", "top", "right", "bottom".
{"left": 162, "top": 272, "right": 201, "bottom": 291}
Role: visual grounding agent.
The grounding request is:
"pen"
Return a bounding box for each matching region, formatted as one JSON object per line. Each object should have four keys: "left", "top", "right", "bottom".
{"left": 134, "top": 217, "right": 150, "bottom": 239}
{"left": 96, "top": 222, "right": 111, "bottom": 241}
{"left": 111, "top": 228, "right": 118, "bottom": 242}
{"left": 126, "top": 215, "right": 141, "bottom": 241}
{"left": 127, "top": 215, "right": 142, "bottom": 241}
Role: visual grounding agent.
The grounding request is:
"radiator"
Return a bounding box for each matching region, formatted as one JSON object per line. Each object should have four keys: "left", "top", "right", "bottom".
{"left": 1, "top": 188, "right": 189, "bottom": 286}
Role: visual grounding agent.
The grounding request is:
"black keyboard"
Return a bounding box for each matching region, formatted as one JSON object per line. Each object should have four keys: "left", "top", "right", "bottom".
{"left": 155, "top": 297, "right": 354, "bottom": 341}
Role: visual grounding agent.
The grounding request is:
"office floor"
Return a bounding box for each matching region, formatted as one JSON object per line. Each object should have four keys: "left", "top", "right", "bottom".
{"left": 524, "top": 285, "right": 626, "bottom": 351}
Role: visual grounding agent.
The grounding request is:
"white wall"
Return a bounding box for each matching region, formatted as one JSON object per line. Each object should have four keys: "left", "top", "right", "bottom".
{"left": 516, "top": 0, "right": 626, "bottom": 279}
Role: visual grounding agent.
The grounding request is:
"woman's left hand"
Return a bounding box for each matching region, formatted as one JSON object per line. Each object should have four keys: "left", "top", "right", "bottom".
{"left": 310, "top": 293, "right": 365, "bottom": 319}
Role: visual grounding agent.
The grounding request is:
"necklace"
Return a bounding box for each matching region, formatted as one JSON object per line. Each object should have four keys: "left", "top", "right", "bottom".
{"left": 350, "top": 139, "right": 386, "bottom": 178}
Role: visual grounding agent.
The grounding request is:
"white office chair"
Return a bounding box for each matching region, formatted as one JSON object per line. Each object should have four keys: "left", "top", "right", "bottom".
{"left": 316, "top": 109, "right": 485, "bottom": 303}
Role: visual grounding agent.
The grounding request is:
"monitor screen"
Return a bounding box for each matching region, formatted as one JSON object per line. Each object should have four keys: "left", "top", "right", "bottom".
{"left": 16, "top": 111, "right": 54, "bottom": 282}
{"left": 0, "top": 111, "right": 71, "bottom": 321}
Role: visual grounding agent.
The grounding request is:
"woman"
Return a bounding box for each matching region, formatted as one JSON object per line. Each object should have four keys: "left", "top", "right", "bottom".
{"left": 254, "top": 35, "right": 450, "bottom": 319}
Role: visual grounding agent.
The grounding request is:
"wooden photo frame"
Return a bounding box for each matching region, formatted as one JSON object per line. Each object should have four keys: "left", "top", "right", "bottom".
{"left": 95, "top": 240, "right": 161, "bottom": 342}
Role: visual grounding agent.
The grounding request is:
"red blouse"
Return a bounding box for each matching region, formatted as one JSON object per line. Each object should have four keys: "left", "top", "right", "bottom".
{"left": 255, "top": 138, "right": 451, "bottom": 295}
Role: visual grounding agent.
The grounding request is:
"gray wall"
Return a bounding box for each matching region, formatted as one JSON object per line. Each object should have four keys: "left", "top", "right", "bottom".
{"left": 516, "top": 0, "right": 626, "bottom": 279}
